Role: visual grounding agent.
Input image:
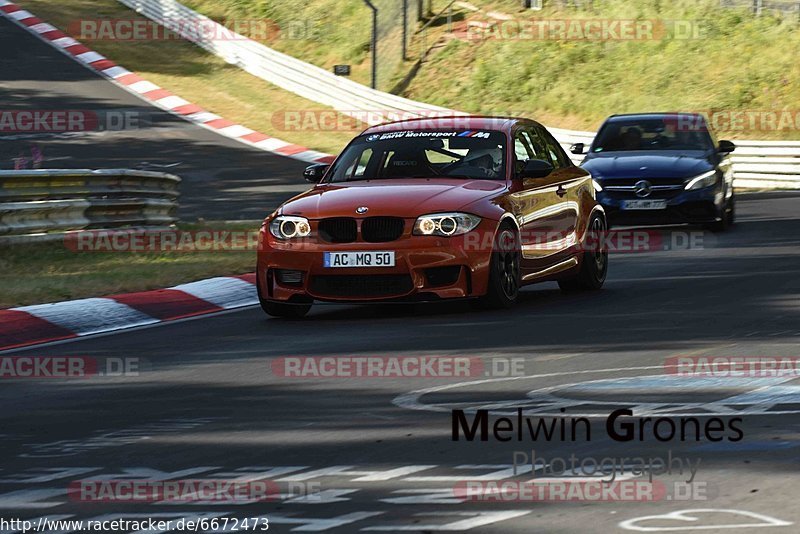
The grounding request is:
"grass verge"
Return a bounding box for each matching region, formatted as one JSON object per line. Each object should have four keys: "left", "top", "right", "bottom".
{"left": 402, "top": 0, "right": 800, "bottom": 139}
{"left": 0, "top": 222, "right": 258, "bottom": 308}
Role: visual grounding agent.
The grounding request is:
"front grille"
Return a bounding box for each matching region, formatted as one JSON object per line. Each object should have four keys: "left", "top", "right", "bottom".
{"left": 362, "top": 217, "right": 405, "bottom": 242}
{"left": 318, "top": 217, "right": 357, "bottom": 243}
{"left": 604, "top": 178, "right": 687, "bottom": 187}
{"left": 310, "top": 274, "right": 413, "bottom": 298}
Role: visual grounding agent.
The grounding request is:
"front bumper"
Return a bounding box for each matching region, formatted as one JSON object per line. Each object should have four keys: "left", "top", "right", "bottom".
{"left": 257, "top": 219, "right": 497, "bottom": 303}
{"left": 597, "top": 186, "right": 723, "bottom": 226}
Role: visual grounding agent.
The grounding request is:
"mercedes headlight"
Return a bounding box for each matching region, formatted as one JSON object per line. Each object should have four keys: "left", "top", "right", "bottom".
{"left": 269, "top": 216, "right": 311, "bottom": 239}
{"left": 413, "top": 213, "right": 481, "bottom": 237}
{"left": 684, "top": 170, "right": 718, "bottom": 190}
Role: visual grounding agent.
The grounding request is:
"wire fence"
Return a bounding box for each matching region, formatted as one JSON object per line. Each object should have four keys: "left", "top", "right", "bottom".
{"left": 371, "top": 0, "right": 425, "bottom": 91}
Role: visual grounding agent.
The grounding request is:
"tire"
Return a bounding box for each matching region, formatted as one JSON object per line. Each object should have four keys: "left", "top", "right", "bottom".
{"left": 257, "top": 270, "right": 312, "bottom": 318}
{"left": 474, "top": 224, "right": 521, "bottom": 309}
{"left": 707, "top": 193, "right": 735, "bottom": 232}
{"left": 727, "top": 194, "right": 736, "bottom": 226}
{"left": 558, "top": 212, "right": 608, "bottom": 292}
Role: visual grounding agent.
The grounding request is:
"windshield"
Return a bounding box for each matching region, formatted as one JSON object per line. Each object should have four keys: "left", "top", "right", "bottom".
{"left": 592, "top": 117, "right": 714, "bottom": 152}
{"left": 327, "top": 130, "right": 507, "bottom": 182}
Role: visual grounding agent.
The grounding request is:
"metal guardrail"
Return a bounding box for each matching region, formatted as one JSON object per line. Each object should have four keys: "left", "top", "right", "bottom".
{"left": 117, "top": 0, "right": 800, "bottom": 190}
{"left": 0, "top": 169, "right": 180, "bottom": 237}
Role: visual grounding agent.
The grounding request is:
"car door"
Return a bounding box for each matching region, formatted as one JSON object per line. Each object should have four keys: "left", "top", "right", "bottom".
{"left": 508, "top": 124, "right": 574, "bottom": 274}
{"left": 535, "top": 124, "right": 590, "bottom": 249}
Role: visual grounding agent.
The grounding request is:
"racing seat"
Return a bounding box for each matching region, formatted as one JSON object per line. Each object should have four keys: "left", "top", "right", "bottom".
{"left": 383, "top": 149, "right": 435, "bottom": 178}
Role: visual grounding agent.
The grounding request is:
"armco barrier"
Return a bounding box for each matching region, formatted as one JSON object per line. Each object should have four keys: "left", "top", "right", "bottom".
{"left": 116, "top": 0, "right": 800, "bottom": 190}
{"left": 0, "top": 169, "right": 180, "bottom": 238}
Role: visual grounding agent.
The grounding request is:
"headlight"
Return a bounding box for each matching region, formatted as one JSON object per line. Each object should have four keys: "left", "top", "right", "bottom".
{"left": 684, "top": 170, "right": 718, "bottom": 190}
{"left": 413, "top": 212, "right": 481, "bottom": 237}
{"left": 269, "top": 216, "right": 311, "bottom": 239}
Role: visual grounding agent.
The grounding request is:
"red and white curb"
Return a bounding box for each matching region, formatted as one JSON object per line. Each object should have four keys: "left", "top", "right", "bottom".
{"left": 0, "top": 274, "right": 257, "bottom": 351}
{"left": 0, "top": 0, "right": 334, "bottom": 165}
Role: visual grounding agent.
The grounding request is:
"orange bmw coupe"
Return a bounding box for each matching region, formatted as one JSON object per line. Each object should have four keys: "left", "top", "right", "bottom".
{"left": 257, "top": 116, "right": 607, "bottom": 317}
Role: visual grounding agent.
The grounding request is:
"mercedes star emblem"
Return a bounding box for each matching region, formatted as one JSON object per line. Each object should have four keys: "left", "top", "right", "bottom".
{"left": 634, "top": 180, "right": 653, "bottom": 198}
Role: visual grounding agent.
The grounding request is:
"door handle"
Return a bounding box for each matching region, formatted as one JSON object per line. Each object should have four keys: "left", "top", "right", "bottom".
{"left": 556, "top": 185, "right": 567, "bottom": 197}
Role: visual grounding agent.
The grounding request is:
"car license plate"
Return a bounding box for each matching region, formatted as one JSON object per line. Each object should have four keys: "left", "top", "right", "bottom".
{"left": 323, "top": 251, "right": 395, "bottom": 268}
{"left": 621, "top": 199, "right": 667, "bottom": 210}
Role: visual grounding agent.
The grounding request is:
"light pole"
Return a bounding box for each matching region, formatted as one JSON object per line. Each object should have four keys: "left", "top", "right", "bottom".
{"left": 402, "top": 0, "right": 407, "bottom": 61}
{"left": 362, "top": 0, "right": 378, "bottom": 89}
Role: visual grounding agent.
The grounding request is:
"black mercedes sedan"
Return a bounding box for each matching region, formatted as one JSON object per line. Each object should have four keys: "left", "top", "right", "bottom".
{"left": 571, "top": 113, "right": 736, "bottom": 231}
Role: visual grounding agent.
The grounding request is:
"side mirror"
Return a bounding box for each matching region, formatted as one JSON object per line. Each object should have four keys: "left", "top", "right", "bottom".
{"left": 718, "top": 140, "right": 736, "bottom": 153}
{"left": 520, "top": 159, "right": 554, "bottom": 179}
{"left": 570, "top": 142, "right": 585, "bottom": 155}
{"left": 303, "top": 164, "right": 329, "bottom": 182}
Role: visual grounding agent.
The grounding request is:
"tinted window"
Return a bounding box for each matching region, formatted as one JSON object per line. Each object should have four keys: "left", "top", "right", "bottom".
{"left": 522, "top": 128, "right": 550, "bottom": 163}
{"left": 592, "top": 116, "right": 714, "bottom": 152}
{"left": 341, "top": 148, "right": 373, "bottom": 179}
{"left": 514, "top": 131, "right": 533, "bottom": 162}
{"left": 537, "top": 126, "right": 571, "bottom": 168}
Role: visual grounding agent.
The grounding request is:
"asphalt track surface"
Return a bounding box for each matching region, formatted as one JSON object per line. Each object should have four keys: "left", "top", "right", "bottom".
{"left": 1, "top": 192, "right": 799, "bottom": 533}
{"left": 3, "top": 10, "right": 800, "bottom": 534}
{"left": 0, "top": 17, "right": 309, "bottom": 221}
